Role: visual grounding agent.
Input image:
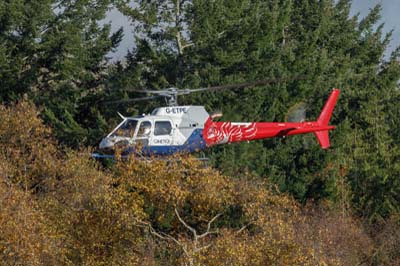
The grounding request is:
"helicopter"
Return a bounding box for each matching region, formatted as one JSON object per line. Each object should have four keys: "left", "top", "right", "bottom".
{"left": 93, "top": 80, "right": 340, "bottom": 158}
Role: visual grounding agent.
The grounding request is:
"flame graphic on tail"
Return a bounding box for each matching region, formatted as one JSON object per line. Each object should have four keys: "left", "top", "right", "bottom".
{"left": 203, "top": 89, "right": 340, "bottom": 149}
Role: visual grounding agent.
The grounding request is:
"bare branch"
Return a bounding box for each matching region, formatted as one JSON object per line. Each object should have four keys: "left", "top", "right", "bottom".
{"left": 198, "top": 230, "right": 219, "bottom": 240}
{"left": 207, "top": 213, "right": 222, "bottom": 231}
{"left": 181, "top": 42, "right": 194, "bottom": 50}
{"left": 175, "top": 208, "right": 197, "bottom": 238}
{"left": 194, "top": 243, "right": 213, "bottom": 253}
{"left": 136, "top": 218, "right": 190, "bottom": 256}
{"left": 198, "top": 213, "right": 222, "bottom": 239}
{"left": 135, "top": 210, "right": 222, "bottom": 266}
{"left": 235, "top": 221, "right": 256, "bottom": 235}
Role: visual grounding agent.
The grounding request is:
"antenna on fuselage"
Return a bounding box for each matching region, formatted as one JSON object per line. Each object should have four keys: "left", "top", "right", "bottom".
{"left": 117, "top": 112, "right": 126, "bottom": 120}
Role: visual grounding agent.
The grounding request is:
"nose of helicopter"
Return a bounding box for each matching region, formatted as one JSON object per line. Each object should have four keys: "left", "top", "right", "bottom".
{"left": 99, "top": 137, "right": 114, "bottom": 150}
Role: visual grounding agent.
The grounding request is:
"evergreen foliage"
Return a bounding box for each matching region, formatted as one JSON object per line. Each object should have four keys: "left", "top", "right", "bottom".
{"left": 0, "top": 0, "right": 123, "bottom": 147}
{"left": 111, "top": 0, "right": 400, "bottom": 221}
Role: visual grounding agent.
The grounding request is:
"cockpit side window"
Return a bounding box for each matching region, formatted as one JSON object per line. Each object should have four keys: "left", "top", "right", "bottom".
{"left": 111, "top": 119, "right": 137, "bottom": 138}
{"left": 137, "top": 121, "right": 152, "bottom": 137}
{"left": 154, "top": 121, "right": 172, "bottom": 136}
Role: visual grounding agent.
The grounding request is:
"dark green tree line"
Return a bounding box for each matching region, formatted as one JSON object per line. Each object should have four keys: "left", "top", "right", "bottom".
{"left": 111, "top": 0, "right": 400, "bottom": 220}
{"left": 0, "top": 0, "right": 123, "bottom": 147}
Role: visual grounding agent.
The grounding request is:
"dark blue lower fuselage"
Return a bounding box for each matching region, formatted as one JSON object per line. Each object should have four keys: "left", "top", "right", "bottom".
{"left": 92, "top": 129, "right": 207, "bottom": 159}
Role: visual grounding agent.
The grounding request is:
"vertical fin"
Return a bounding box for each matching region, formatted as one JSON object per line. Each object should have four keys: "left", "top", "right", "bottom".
{"left": 314, "top": 89, "right": 340, "bottom": 149}
{"left": 317, "top": 89, "right": 340, "bottom": 126}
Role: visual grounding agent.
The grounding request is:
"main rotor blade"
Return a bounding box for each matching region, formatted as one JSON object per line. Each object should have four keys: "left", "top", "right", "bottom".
{"left": 109, "top": 75, "right": 305, "bottom": 96}
{"left": 201, "top": 76, "right": 305, "bottom": 92}
{"left": 125, "top": 89, "right": 175, "bottom": 94}
{"left": 125, "top": 88, "right": 197, "bottom": 96}
{"left": 104, "top": 95, "right": 161, "bottom": 104}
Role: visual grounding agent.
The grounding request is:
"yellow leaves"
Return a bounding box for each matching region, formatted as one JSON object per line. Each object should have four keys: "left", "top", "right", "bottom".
{"left": 294, "top": 206, "right": 375, "bottom": 265}
{"left": 0, "top": 101, "right": 389, "bottom": 265}
{"left": 199, "top": 228, "right": 301, "bottom": 266}
{"left": 0, "top": 179, "right": 66, "bottom": 265}
{"left": 38, "top": 152, "right": 146, "bottom": 265}
{"left": 114, "top": 155, "right": 328, "bottom": 265}
{"left": 0, "top": 100, "right": 58, "bottom": 190}
{"left": 0, "top": 101, "right": 146, "bottom": 265}
{"left": 116, "top": 155, "right": 234, "bottom": 221}
{"left": 110, "top": 155, "right": 348, "bottom": 266}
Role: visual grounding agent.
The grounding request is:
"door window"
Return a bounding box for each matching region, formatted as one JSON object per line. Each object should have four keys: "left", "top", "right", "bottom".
{"left": 137, "top": 121, "right": 152, "bottom": 137}
{"left": 154, "top": 121, "right": 172, "bottom": 136}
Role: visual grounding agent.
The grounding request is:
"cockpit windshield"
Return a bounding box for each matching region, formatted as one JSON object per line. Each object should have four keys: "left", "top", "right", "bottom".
{"left": 110, "top": 119, "right": 138, "bottom": 138}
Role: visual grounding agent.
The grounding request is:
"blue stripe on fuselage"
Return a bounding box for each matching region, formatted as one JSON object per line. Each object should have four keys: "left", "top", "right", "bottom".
{"left": 140, "top": 128, "right": 206, "bottom": 156}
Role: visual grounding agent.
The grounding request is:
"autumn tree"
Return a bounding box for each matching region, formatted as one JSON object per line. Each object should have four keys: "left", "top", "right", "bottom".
{"left": 0, "top": 101, "right": 146, "bottom": 265}
{"left": 2, "top": 100, "right": 400, "bottom": 265}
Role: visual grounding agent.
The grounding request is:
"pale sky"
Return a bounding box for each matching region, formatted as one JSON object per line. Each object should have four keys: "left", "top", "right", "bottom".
{"left": 351, "top": 0, "right": 400, "bottom": 57}
{"left": 105, "top": 0, "right": 400, "bottom": 61}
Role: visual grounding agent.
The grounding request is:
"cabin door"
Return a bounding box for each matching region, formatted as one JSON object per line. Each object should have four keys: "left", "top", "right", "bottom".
{"left": 136, "top": 120, "right": 152, "bottom": 147}
{"left": 151, "top": 120, "right": 174, "bottom": 146}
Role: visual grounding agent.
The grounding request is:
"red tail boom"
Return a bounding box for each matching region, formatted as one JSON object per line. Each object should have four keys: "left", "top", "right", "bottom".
{"left": 203, "top": 89, "right": 340, "bottom": 149}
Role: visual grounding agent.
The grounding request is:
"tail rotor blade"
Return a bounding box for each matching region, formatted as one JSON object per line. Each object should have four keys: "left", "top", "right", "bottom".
{"left": 286, "top": 102, "right": 307, "bottom": 122}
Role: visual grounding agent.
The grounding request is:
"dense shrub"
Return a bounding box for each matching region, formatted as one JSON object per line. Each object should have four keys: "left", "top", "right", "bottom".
{"left": 1, "top": 101, "right": 399, "bottom": 265}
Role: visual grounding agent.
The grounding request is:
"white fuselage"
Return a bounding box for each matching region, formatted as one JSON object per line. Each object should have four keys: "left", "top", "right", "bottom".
{"left": 99, "top": 106, "right": 209, "bottom": 155}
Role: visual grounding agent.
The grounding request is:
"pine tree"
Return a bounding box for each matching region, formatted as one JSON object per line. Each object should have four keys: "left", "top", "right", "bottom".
{"left": 113, "top": 0, "right": 296, "bottom": 175}
{"left": 0, "top": 0, "right": 123, "bottom": 147}
{"left": 112, "top": 0, "right": 400, "bottom": 219}
{"left": 0, "top": 0, "right": 53, "bottom": 101}
{"left": 36, "top": 0, "right": 123, "bottom": 147}
{"left": 327, "top": 3, "right": 400, "bottom": 220}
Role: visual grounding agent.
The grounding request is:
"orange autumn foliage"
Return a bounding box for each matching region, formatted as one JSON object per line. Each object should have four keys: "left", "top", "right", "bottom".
{"left": 0, "top": 180, "right": 64, "bottom": 265}
{"left": 0, "top": 102, "right": 145, "bottom": 265}
{"left": 1, "top": 101, "right": 399, "bottom": 265}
